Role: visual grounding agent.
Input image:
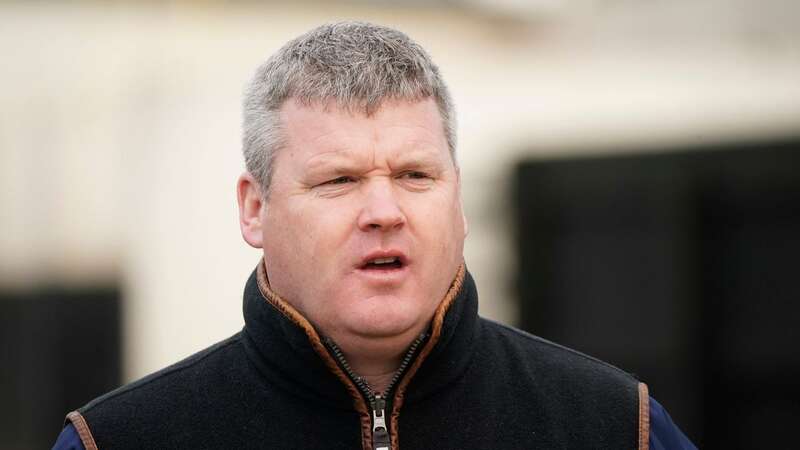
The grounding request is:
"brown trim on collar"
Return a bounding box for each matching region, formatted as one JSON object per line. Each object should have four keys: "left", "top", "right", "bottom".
{"left": 66, "top": 410, "right": 99, "bottom": 450}
{"left": 389, "top": 263, "right": 466, "bottom": 450}
{"left": 256, "top": 260, "right": 372, "bottom": 450}
{"left": 638, "top": 382, "right": 650, "bottom": 450}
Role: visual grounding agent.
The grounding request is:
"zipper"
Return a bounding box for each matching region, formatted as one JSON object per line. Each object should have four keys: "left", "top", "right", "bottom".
{"left": 324, "top": 333, "right": 428, "bottom": 450}
{"left": 371, "top": 394, "right": 390, "bottom": 450}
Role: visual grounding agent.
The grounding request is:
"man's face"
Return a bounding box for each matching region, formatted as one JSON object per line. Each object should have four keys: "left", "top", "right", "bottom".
{"left": 258, "top": 97, "right": 466, "bottom": 345}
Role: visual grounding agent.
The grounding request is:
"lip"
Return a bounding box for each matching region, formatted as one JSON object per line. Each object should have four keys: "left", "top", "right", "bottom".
{"left": 354, "top": 249, "right": 410, "bottom": 283}
{"left": 357, "top": 249, "right": 410, "bottom": 269}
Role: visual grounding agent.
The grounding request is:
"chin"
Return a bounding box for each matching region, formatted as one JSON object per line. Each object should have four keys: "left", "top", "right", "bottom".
{"left": 342, "top": 308, "right": 422, "bottom": 340}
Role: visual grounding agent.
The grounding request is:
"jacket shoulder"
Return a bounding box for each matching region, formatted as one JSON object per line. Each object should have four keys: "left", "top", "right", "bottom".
{"left": 479, "top": 317, "right": 639, "bottom": 384}
{"left": 82, "top": 333, "right": 244, "bottom": 414}
{"left": 71, "top": 333, "right": 260, "bottom": 449}
{"left": 476, "top": 318, "right": 646, "bottom": 448}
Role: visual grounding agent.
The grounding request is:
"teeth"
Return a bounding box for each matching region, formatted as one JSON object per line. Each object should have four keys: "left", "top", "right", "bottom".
{"left": 371, "top": 257, "right": 398, "bottom": 265}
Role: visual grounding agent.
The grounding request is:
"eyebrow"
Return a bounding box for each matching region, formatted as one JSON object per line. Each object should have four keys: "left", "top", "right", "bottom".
{"left": 389, "top": 148, "right": 448, "bottom": 170}
{"left": 301, "top": 138, "right": 451, "bottom": 181}
{"left": 304, "top": 149, "right": 366, "bottom": 174}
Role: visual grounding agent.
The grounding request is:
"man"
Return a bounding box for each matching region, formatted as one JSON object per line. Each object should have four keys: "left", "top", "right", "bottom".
{"left": 53, "top": 22, "right": 695, "bottom": 449}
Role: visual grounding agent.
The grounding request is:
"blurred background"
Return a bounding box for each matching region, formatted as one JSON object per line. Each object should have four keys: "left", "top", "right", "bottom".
{"left": 1, "top": 1, "right": 798, "bottom": 448}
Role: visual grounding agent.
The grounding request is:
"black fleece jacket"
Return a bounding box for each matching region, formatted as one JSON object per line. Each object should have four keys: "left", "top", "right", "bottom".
{"left": 64, "top": 263, "right": 648, "bottom": 450}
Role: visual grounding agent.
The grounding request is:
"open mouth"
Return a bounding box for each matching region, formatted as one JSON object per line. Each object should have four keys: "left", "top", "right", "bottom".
{"left": 361, "top": 256, "right": 404, "bottom": 270}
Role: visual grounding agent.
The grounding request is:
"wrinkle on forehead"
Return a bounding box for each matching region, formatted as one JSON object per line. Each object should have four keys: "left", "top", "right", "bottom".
{"left": 303, "top": 141, "right": 446, "bottom": 167}
{"left": 275, "top": 97, "right": 454, "bottom": 188}
{"left": 304, "top": 147, "right": 373, "bottom": 174}
{"left": 282, "top": 97, "right": 445, "bottom": 142}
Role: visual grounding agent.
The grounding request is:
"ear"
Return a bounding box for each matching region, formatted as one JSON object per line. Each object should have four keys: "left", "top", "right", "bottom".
{"left": 462, "top": 211, "right": 469, "bottom": 238}
{"left": 237, "top": 172, "right": 265, "bottom": 249}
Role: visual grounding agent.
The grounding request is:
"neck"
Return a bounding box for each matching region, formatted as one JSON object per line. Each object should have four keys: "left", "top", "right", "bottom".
{"left": 332, "top": 332, "right": 418, "bottom": 394}
{"left": 359, "top": 368, "right": 397, "bottom": 394}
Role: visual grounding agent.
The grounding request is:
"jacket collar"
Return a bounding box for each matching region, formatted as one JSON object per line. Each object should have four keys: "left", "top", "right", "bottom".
{"left": 241, "top": 258, "right": 480, "bottom": 409}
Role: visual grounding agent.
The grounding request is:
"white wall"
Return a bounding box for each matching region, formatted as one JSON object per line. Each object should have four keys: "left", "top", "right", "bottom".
{"left": 2, "top": 1, "right": 798, "bottom": 381}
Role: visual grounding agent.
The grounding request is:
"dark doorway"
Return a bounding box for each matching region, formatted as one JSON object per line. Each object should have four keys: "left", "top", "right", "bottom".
{"left": 0, "top": 285, "right": 121, "bottom": 449}
{"left": 514, "top": 140, "right": 800, "bottom": 448}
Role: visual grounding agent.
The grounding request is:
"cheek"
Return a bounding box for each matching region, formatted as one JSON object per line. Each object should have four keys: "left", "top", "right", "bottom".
{"left": 261, "top": 203, "right": 354, "bottom": 309}
{"left": 262, "top": 201, "right": 319, "bottom": 269}
{"left": 406, "top": 189, "right": 463, "bottom": 233}
{"left": 404, "top": 193, "right": 465, "bottom": 266}
{"left": 292, "top": 201, "right": 359, "bottom": 266}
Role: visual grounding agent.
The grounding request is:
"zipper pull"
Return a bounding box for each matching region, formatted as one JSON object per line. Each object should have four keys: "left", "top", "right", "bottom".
{"left": 372, "top": 394, "right": 391, "bottom": 450}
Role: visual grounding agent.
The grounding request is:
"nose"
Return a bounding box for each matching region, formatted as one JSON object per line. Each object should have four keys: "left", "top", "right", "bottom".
{"left": 357, "top": 179, "right": 406, "bottom": 232}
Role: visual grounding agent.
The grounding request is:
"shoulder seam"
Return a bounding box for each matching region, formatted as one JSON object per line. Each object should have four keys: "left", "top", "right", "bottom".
{"left": 84, "top": 333, "right": 242, "bottom": 412}
{"left": 482, "top": 318, "right": 638, "bottom": 380}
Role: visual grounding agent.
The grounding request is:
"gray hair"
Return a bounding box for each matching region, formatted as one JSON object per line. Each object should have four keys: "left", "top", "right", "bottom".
{"left": 242, "top": 21, "right": 457, "bottom": 196}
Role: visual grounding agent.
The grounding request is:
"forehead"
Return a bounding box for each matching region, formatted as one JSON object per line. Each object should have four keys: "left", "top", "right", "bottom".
{"left": 277, "top": 97, "right": 450, "bottom": 166}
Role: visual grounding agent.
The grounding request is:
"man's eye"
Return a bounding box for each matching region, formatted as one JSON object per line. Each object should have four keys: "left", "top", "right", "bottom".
{"left": 325, "top": 176, "right": 356, "bottom": 185}
{"left": 401, "top": 171, "right": 431, "bottom": 180}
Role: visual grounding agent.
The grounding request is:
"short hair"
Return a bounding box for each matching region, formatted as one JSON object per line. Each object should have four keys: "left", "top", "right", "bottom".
{"left": 242, "top": 21, "right": 457, "bottom": 195}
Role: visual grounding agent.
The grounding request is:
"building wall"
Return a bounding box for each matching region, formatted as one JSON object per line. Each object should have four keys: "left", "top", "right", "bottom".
{"left": 1, "top": 1, "right": 799, "bottom": 381}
